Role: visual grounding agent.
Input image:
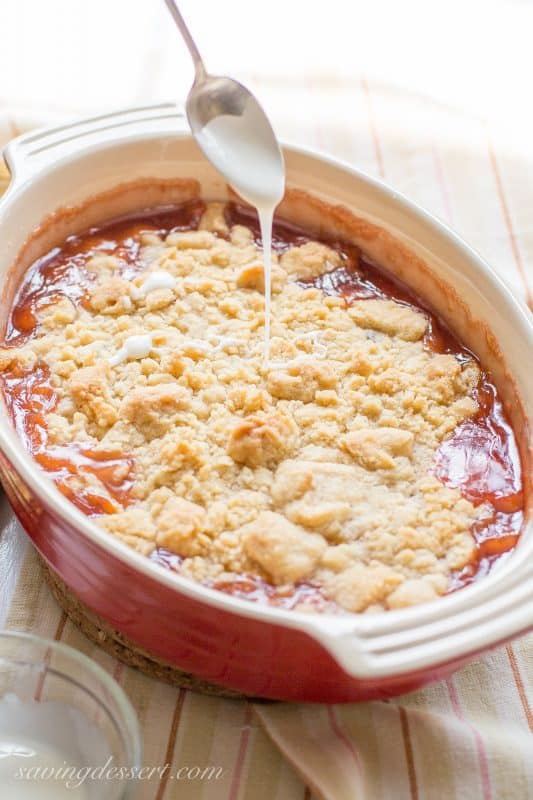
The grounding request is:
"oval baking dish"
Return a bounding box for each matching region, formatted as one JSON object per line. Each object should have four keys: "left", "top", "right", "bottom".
{"left": 0, "top": 105, "right": 531, "bottom": 702}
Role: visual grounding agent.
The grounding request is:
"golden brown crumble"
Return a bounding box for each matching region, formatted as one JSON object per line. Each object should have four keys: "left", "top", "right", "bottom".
{"left": 0, "top": 202, "right": 488, "bottom": 612}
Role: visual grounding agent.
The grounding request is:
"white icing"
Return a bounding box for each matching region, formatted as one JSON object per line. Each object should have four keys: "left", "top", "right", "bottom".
{"left": 178, "top": 335, "right": 243, "bottom": 355}
{"left": 107, "top": 328, "right": 324, "bottom": 370}
{"left": 267, "top": 354, "right": 316, "bottom": 370}
{"left": 258, "top": 208, "right": 273, "bottom": 365}
{"left": 0, "top": 694, "right": 108, "bottom": 799}
{"left": 109, "top": 333, "right": 154, "bottom": 366}
{"left": 140, "top": 270, "right": 177, "bottom": 294}
{"left": 131, "top": 270, "right": 177, "bottom": 299}
{"left": 199, "top": 104, "right": 284, "bottom": 364}
{"left": 267, "top": 330, "right": 328, "bottom": 370}
{"left": 109, "top": 331, "right": 245, "bottom": 368}
{"left": 295, "top": 330, "right": 328, "bottom": 359}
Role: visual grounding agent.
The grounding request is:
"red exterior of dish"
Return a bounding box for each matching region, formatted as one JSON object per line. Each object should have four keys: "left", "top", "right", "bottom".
{"left": 0, "top": 450, "right": 507, "bottom": 703}
{"left": 0, "top": 116, "right": 531, "bottom": 703}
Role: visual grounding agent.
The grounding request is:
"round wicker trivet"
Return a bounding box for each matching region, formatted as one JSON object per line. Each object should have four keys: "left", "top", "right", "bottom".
{"left": 40, "top": 558, "right": 247, "bottom": 699}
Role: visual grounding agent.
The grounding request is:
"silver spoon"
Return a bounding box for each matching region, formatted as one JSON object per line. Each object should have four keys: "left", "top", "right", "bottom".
{"left": 163, "top": 0, "right": 285, "bottom": 208}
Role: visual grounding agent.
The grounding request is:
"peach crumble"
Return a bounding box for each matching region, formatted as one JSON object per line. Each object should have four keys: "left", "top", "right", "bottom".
{"left": 0, "top": 200, "right": 523, "bottom": 613}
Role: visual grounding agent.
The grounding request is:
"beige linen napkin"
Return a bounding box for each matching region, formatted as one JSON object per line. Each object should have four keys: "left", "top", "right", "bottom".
{"left": 1, "top": 85, "right": 532, "bottom": 800}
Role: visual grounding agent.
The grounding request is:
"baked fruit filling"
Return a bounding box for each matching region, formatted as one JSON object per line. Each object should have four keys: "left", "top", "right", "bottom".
{"left": 0, "top": 200, "right": 523, "bottom": 613}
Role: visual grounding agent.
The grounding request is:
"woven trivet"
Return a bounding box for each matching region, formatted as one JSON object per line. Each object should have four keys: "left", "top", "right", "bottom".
{"left": 40, "top": 556, "right": 247, "bottom": 699}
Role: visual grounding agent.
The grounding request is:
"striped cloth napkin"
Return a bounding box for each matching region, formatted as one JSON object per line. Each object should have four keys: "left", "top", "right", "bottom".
{"left": 1, "top": 84, "right": 532, "bottom": 800}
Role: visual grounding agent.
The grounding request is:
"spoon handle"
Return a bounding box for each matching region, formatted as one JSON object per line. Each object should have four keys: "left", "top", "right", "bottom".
{"left": 163, "top": 0, "right": 207, "bottom": 81}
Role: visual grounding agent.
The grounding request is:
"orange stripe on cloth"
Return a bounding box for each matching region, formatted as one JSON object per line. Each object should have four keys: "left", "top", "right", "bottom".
{"left": 506, "top": 644, "right": 533, "bottom": 734}
{"left": 7, "top": 118, "right": 21, "bottom": 138}
{"left": 112, "top": 658, "right": 124, "bottom": 683}
{"left": 431, "top": 143, "right": 455, "bottom": 224}
{"left": 327, "top": 706, "right": 364, "bottom": 781}
{"left": 53, "top": 610, "right": 68, "bottom": 642}
{"left": 34, "top": 611, "right": 68, "bottom": 701}
{"left": 155, "top": 688, "right": 186, "bottom": 800}
{"left": 398, "top": 706, "right": 419, "bottom": 800}
{"left": 446, "top": 678, "right": 492, "bottom": 800}
{"left": 487, "top": 138, "right": 533, "bottom": 310}
{"left": 228, "top": 703, "right": 253, "bottom": 800}
{"left": 361, "top": 75, "right": 385, "bottom": 179}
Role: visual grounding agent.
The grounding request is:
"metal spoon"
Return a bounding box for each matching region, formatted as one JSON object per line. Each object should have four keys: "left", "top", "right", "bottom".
{"left": 163, "top": 0, "right": 285, "bottom": 208}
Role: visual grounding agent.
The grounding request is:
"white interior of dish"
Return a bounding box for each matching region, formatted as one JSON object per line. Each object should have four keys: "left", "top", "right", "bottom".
{"left": 0, "top": 106, "right": 531, "bottom": 678}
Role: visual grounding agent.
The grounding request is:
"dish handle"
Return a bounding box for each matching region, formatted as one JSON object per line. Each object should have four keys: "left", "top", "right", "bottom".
{"left": 2, "top": 104, "right": 187, "bottom": 191}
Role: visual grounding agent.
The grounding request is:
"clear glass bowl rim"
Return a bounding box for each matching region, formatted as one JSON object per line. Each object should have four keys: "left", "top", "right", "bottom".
{"left": 0, "top": 629, "right": 142, "bottom": 789}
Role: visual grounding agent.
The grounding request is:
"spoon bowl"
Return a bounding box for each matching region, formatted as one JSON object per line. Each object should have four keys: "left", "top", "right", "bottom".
{"left": 187, "top": 74, "right": 285, "bottom": 207}
{"left": 186, "top": 75, "right": 251, "bottom": 127}
{"left": 163, "top": 0, "right": 284, "bottom": 208}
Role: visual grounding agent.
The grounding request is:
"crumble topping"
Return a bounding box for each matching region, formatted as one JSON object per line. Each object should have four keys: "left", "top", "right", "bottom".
{"left": 0, "top": 202, "right": 489, "bottom": 612}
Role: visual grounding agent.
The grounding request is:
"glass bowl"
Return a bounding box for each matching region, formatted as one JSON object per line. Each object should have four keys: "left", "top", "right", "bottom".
{"left": 0, "top": 630, "right": 141, "bottom": 798}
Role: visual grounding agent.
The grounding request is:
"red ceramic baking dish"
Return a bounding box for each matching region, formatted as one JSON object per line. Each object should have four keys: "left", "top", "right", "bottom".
{"left": 0, "top": 104, "right": 531, "bottom": 702}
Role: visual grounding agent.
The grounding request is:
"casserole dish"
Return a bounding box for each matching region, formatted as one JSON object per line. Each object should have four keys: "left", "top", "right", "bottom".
{"left": 0, "top": 104, "right": 531, "bottom": 702}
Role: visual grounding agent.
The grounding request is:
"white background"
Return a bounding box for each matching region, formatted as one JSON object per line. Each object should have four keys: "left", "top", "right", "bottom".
{"left": 1, "top": 0, "right": 531, "bottom": 137}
